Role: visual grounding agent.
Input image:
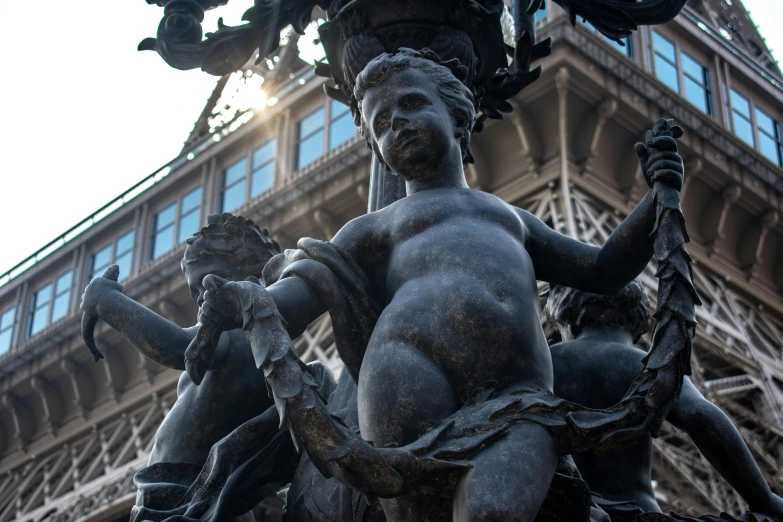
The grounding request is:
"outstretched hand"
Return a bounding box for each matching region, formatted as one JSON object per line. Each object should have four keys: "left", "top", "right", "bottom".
{"left": 634, "top": 119, "right": 684, "bottom": 191}
{"left": 80, "top": 265, "right": 122, "bottom": 318}
{"left": 198, "top": 274, "right": 249, "bottom": 331}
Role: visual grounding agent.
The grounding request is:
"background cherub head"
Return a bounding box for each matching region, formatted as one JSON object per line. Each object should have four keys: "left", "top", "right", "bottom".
{"left": 545, "top": 279, "right": 652, "bottom": 344}
{"left": 353, "top": 48, "right": 476, "bottom": 175}
{"left": 181, "top": 213, "right": 280, "bottom": 306}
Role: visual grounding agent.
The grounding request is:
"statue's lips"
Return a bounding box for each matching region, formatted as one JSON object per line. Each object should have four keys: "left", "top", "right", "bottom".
{"left": 395, "top": 131, "right": 420, "bottom": 149}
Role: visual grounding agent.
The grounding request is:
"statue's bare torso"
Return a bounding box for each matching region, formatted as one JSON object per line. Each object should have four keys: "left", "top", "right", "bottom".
{"left": 338, "top": 188, "right": 554, "bottom": 445}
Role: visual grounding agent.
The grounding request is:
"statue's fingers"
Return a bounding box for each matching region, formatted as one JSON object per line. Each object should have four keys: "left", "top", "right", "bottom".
{"left": 203, "top": 274, "right": 228, "bottom": 292}
{"left": 646, "top": 136, "right": 678, "bottom": 152}
{"left": 198, "top": 302, "right": 224, "bottom": 326}
{"left": 103, "top": 264, "right": 120, "bottom": 281}
{"left": 650, "top": 169, "right": 684, "bottom": 190}
{"left": 651, "top": 118, "right": 671, "bottom": 136}
{"left": 645, "top": 150, "right": 681, "bottom": 166}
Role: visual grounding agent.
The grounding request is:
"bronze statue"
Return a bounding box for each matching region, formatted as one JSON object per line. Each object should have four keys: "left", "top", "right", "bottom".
{"left": 546, "top": 281, "right": 783, "bottom": 522}
{"left": 193, "top": 50, "right": 691, "bottom": 521}
{"left": 80, "top": 214, "right": 311, "bottom": 522}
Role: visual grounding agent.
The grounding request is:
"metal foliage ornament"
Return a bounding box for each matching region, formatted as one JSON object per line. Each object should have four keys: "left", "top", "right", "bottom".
{"left": 139, "top": 0, "right": 687, "bottom": 127}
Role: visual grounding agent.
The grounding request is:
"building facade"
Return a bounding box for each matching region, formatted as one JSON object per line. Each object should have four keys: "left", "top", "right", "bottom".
{"left": 0, "top": 1, "right": 782, "bottom": 520}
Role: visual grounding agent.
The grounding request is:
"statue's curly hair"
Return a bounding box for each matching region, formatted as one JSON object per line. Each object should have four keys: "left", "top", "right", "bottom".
{"left": 181, "top": 213, "right": 281, "bottom": 277}
{"left": 353, "top": 47, "right": 476, "bottom": 169}
{"left": 544, "top": 280, "right": 652, "bottom": 344}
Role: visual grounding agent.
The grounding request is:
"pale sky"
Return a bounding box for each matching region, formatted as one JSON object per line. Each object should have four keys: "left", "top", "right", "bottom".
{"left": 0, "top": 0, "right": 781, "bottom": 276}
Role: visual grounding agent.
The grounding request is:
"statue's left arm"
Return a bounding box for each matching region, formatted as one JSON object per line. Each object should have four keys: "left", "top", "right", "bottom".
{"left": 517, "top": 128, "right": 683, "bottom": 293}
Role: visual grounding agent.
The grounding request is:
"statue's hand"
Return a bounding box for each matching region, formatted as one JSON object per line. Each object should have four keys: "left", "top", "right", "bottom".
{"left": 634, "top": 118, "right": 684, "bottom": 191}
{"left": 80, "top": 266, "right": 123, "bottom": 318}
{"left": 199, "top": 275, "right": 267, "bottom": 331}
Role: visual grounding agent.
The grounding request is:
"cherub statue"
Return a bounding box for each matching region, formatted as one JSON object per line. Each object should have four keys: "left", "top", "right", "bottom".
{"left": 80, "top": 213, "right": 330, "bottom": 522}
{"left": 194, "top": 48, "right": 690, "bottom": 522}
{"left": 546, "top": 281, "right": 783, "bottom": 522}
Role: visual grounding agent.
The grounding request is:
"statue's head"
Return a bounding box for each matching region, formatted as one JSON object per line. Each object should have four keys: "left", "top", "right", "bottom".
{"left": 544, "top": 280, "right": 651, "bottom": 344}
{"left": 181, "top": 213, "right": 280, "bottom": 306}
{"left": 353, "top": 48, "right": 476, "bottom": 179}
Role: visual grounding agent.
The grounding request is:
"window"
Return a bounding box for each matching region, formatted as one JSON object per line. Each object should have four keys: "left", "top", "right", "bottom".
{"left": 651, "top": 31, "right": 711, "bottom": 115}
{"left": 251, "top": 140, "right": 276, "bottom": 198}
{"left": 729, "top": 88, "right": 754, "bottom": 147}
{"left": 151, "top": 202, "right": 177, "bottom": 259}
{"left": 681, "top": 52, "right": 711, "bottom": 115}
{"left": 755, "top": 108, "right": 783, "bottom": 167}
{"left": 221, "top": 158, "right": 248, "bottom": 213}
{"left": 88, "top": 230, "right": 135, "bottom": 282}
{"left": 652, "top": 31, "right": 679, "bottom": 93}
{"left": 28, "top": 271, "right": 72, "bottom": 337}
{"left": 296, "top": 107, "right": 325, "bottom": 170}
{"left": 0, "top": 307, "right": 15, "bottom": 354}
{"left": 535, "top": 1, "right": 547, "bottom": 27}
{"left": 329, "top": 100, "right": 355, "bottom": 150}
{"left": 178, "top": 187, "right": 202, "bottom": 243}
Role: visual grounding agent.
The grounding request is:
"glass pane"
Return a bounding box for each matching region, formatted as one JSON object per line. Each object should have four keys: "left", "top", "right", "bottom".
{"left": 330, "top": 100, "right": 350, "bottom": 120}
{"left": 181, "top": 187, "right": 202, "bottom": 214}
{"left": 115, "top": 251, "right": 133, "bottom": 280}
{"left": 653, "top": 31, "right": 676, "bottom": 60}
{"left": 297, "top": 130, "right": 325, "bottom": 169}
{"left": 30, "top": 306, "right": 49, "bottom": 335}
{"left": 535, "top": 4, "right": 547, "bottom": 22}
{"left": 253, "top": 140, "right": 276, "bottom": 168}
{"left": 221, "top": 182, "right": 246, "bottom": 213}
{"left": 155, "top": 203, "right": 177, "bottom": 231}
{"left": 1, "top": 308, "right": 16, "bottom": 330}
{"left": 152, "top": 224, "right": 175, "bottom": 259}
{"left": 91, "top": 245, "right": 112, "bottom": 277}
{"left": 732, "top": 113, "right": 755, "bottom": 147}
{"left": 755, "top": 108, "right": 777, "bottom": 136}
{"left": 299, "top": 107, "right": 325, "bottom": 138}
{"left": 680, "top": 53, "right": 705, "bottom": 84}
{"left": 224, "top": 158, "right": 247, "bottom": 186}
{"left": 35, "top": 284, "right": 52, "bottom": 309}
{"left": 51, "top": 293, "right": 70, "bottom": 322}
{"left": 178, "top": 210, "right": 200, "bottom": 244}
{"left": 0, "top": 329, "right": 11, "bottom": 354}
{"left": 251, "top": 163, "right": 275, "bottom": 197}
{"left": 606, "top": 37, "right": 631, "bottom": 56}
{"left": 116, "top": 230, "right": 134, "bottom": 256}
{"left": 758, "top": 133, "right": 781, "bottom": 165}
{"left": 654, "top": 56, "right": 679, "bottom": 93}
{"left": 329, "top": 112, "right": 356, "bottom": 150}
{"left": 730, "top": 89, "right": 751, "bottom": 118}
{"left": 56, "top": 271, "right": 72, "bottom": 296}
{"left": 684, "top": 77, "right": 708, "bottom": 114}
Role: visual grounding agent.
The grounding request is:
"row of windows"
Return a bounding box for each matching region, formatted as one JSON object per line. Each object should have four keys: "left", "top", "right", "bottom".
{"left": 585, "top": 22, "right": 782, "bottom": 169}
{"left": 0, "top": 104, "right": 360, "bottom": 353}
{"left": 220, "top": 99, "right": 356, "bottom": 214}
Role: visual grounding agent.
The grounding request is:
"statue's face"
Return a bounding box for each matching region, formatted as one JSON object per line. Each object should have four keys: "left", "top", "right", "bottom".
{"left": 185, "top": 256, "right": 249, "bottom": 308}
{"left": 362, "top": 67, "right": 459, "bottom": 180}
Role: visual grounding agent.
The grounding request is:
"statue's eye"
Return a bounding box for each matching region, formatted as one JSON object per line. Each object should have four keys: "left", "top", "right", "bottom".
{"left": 373, "top": 114, "right": 390, "bottom": 135}
{"left": 402, "top": 96, "right": 428, "bottom": 110}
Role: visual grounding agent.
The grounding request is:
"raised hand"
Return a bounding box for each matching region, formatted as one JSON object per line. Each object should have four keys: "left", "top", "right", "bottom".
{"left": 80, "top": 265, "right": 121, "bottom": 362}
{"left": 634, "top": 118, "right": 684, "bottom": 191}
{"left": 80, "top": 265, "right": 122, "bottom": 318}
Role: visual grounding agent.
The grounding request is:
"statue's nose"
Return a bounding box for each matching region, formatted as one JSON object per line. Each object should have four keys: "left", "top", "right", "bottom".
{"left": 392, "top": 115, "right": 409, "bottom": 132}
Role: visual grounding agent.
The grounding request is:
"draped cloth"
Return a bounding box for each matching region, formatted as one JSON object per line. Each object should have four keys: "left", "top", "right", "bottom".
{"left": 592, "top": 496, "right": 776, "bottom": 522}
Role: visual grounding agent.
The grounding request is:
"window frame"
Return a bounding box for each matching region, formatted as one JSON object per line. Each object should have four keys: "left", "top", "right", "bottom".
{"left": 250, "top": 139, "right": 277, "bottom": 199}
{"left": 88, "top": 229, "right": 135, "bottom": 282}
{"left": 27, "top": 269, "right": 73, "bottom": 338}
{"left": 0, "top": 306, "right": 16, "bottom": 354}
{"left": 726, "top": 84, "right": 783, "bottom": 168}
{"left": 295, "top": 105, "right": 327, "bottom": 171}
{"left": 328, "top": 99, "right": 356, "bottom": 151}
{"left": 220, "top": 156, "right": 249, "bottom": 214}
{"left": 150, "top": 185, "right": 202, "bottom": 260}
{"left": 649, "top": 29, "right": 713, "bottom": 116}
{"left": 178, "top": 186, "right": 203, "bottom": 243}
{"left": 220, "top": 139, "right": 278, "bottom": 212}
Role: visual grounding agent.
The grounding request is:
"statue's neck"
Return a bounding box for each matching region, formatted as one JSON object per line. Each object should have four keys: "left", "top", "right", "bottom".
{"left": 405, "top": 150, "right": 468, "bottom": 195}
{"left": 576, "top": 327, "right": 634, "bottom": 346}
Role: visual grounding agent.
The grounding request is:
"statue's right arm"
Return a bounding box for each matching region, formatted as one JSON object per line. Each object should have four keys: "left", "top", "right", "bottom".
{"left": 265, "top": 212, "right": 382, "bottom": 339}
{"left": 81, "top": 276, "right": 195, "bottom": 370}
